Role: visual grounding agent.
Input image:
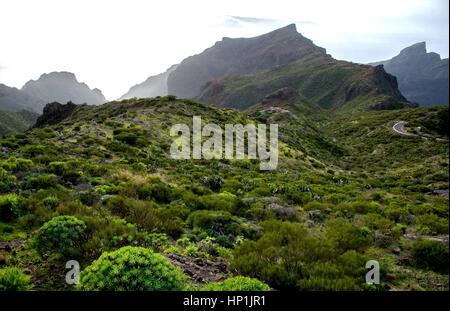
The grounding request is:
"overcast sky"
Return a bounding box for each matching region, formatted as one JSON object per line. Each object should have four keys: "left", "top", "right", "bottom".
{"left": 0, "top": 0, "right": 448, "bottom": 99}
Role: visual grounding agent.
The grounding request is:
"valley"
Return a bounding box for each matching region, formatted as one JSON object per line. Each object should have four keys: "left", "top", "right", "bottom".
{"left": 0, "top": 23, "right": 448, "bottom": 293}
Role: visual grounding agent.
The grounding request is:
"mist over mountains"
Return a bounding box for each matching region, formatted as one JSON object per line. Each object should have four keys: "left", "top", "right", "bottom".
{"left": 120, "top": 65, "right": 178, "bottom": 100}
{"left": 0, "top": 24, "right": 448, "bottom": 117}
{"left": 0, "top": 72, "right": 106, "bottom": 113}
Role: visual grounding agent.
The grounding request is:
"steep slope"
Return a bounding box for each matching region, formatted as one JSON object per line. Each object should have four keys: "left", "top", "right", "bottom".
{"left": 0, "top": 98, "right": 447, "bottom": 291}
{"left": 21, "top": 71, "right": 107, "bottom": 109}
{"left": 0, "top": 109, "right": 38, "bottom": 136}
{"left": 120, "top": 65, "right": 177, "bottom": 100}
{"left": 167, "top": 24, "right": 326, "bottom": 98}
{"left": 197, "top": 53, "right": 410, "bottom": 112}
{"left": 0, "top": 83, "right": 44, "bottom": 113}
{"left": 370, "top": 42, "right": 449, "bottom": 106}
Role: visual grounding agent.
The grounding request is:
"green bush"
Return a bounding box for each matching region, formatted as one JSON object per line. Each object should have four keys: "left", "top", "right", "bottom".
{"left": 79, "top": 246, "right": 187, "bottom": 290}
{"left": 412, "top": 239, "right": 449, "bottom": 273}
{"left": 33, "top": 215, "right": 87, "bottom": 255}
{"left": 197, "top": 192, "right": 239, "bottom": 212}
{"left": 1, "top": 157, "right": 33, "bottom": 172}
{"left": 0, "top": 267, "right": 32, "bottom": 291}
{"left": 106, "top": 196, "right": 159, "bottom": 231}
{"left": 325, "top": 218, "right": 371, "bottom": 252}
{"left": 81, "top": 217, "right": 146, "bottom": 257}
{"left": 230, "top": 221, "right": 321, "bottom": 290}
{"left": 42, "top": 195, "right": 59, "bottom": 209}
{"left": 137, "top": 182, "right": 174, "bottom": 203}
{"left": 0, "top": 194, "right": 25, "bottom": 222}
{"left": 203, "top": 276, "right": 270, "bottom": 291}
{"left": 187, "top": 210, "right": 255, "bottom": 247}
{"left": 298, "top": 251, "right": 367, "bottom": 290}
{"left": 0, "top": 168, "right": 16, "bottom": 192}
{"left": 25, "top": 174, "right": 59, "bottom": 190}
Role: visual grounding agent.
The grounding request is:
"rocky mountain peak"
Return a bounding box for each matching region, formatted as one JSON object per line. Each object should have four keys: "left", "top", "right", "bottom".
{"left": 21, "top": 71, "right": 107, "bottom": 107}
{"left": 399, "top": 42, "right": 427, "bottom": 57}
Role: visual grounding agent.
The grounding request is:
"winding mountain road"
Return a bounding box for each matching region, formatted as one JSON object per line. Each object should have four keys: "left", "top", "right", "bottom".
{"left": 392, "top": 121, "right": 445, "bottom": 141}
{"left": 392, "top": 121, "right": 417, "bottom": 137}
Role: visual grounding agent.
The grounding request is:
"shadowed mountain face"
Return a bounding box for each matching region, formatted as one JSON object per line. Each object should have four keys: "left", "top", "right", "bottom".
{"left": 167, "top": 24, "right": 327, "bottom": 99}
{"left": 21, "top": 71, "right": 107, "bottom": 109}
{"left": 120, "top": 65, "right": 178, "bottom": 100}
{"left": 0, "top": 83, "right": 44, "bottom": 113}
{"left": 118, "top": 24, "right": 409, "bottom": 112}
{"left": 370, "top": 42, "right": 449, "bottom": 106}
{"left": 192, "top": 25, "right": 409, "bottom": 112}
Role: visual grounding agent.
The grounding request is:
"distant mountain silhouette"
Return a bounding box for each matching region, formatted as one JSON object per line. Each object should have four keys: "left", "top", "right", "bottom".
{"left": 21, "top": 71, "right": 107, "bottom": 109}
{"left": 370, "top": 42, "right": 449, "bottom": 106}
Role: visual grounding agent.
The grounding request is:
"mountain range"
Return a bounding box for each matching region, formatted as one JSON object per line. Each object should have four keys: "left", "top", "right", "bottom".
{"left": 370, "top": 42, "right": 449, "bottom": 106}
{"left": 119, "top": 24, "right": 412, "bottom": 113}
{"left": 0, "top": 24, "right": 448, "bottom": 292}
{"left": 0, "top": 24, "right": 448, "bottom": 134}
{"left": 0, "top": 71, "right": 106, "bottom": 113}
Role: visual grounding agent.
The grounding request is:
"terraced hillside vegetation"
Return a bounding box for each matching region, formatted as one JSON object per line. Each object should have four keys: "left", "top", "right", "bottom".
{"left": 0, "top": 97, "right": 448, "bottom": 291}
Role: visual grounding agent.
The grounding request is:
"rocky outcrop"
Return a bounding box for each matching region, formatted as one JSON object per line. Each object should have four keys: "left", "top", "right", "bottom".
{"left": 259, "top": 87, "right": 299, "bottom": 106}
{"left": 164, "top": 253, "right": 228, "bottom": 283}
{"left": 369, "top": 42, "right": 449, "bottom": 106}
{"left": 33, "top": 101, "right": 78, "bottom": 128}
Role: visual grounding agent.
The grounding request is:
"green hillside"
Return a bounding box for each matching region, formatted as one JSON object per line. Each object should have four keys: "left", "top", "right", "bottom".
{"left": 0, "top": 110, "right": 38, "bottom": 137}
{"left": 0, "top": 97, "right": 448, "bottom": 291}
{"left": 198, "top": 54, "right": 411, "bottom": 112}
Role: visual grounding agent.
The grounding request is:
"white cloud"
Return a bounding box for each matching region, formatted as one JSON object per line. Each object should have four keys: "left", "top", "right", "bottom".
{"left": 0, "top": 0, "right": 448, "bottom": 99}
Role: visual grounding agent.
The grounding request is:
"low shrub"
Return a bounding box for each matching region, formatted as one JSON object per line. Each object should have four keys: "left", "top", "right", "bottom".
{"left": 79, "top": 246, "right": 187, "bottom": 290}
{"left": 0, "top": 267, "right": 32, "bottom": 291}
{"left": 411, "top": 239, "right": 449, "bottom": 273}
{"left": 25, "top": 174, "right": 59, "bottom": 190}
{"left": 202, "top": 276, "right": 270, "bottom": 291}
{"left": 0, "top": 194, "right": 25, "bottom": 222}
{"left": 33, "top": 215, "right": 87, "bottom": 255}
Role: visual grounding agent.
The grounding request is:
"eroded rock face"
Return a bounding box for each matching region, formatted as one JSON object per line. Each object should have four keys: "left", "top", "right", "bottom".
{"left": 33, "top": 101, "right": 78, "bottom": 128}
{"left": 370, "top": 42, "right": 449, "bottom": 106}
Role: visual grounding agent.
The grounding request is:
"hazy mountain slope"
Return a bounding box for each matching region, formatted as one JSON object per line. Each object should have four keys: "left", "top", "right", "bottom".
{"left": 120, "top": 65, "right": 177, "bottom": 100}
{"left": 21, "top": 71, "right": 107, "bottom": 109}
{"left": 167, "top": 24, "right": 326, "bottom": 98}
{"left": 0, "top": 109, "right": 38, "bottom": 136}
{"left": 0, "top": 83, "right": 44, "bottom": 112}
{"left": 370, "top": 42, "right": 449, "bottom": 106}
